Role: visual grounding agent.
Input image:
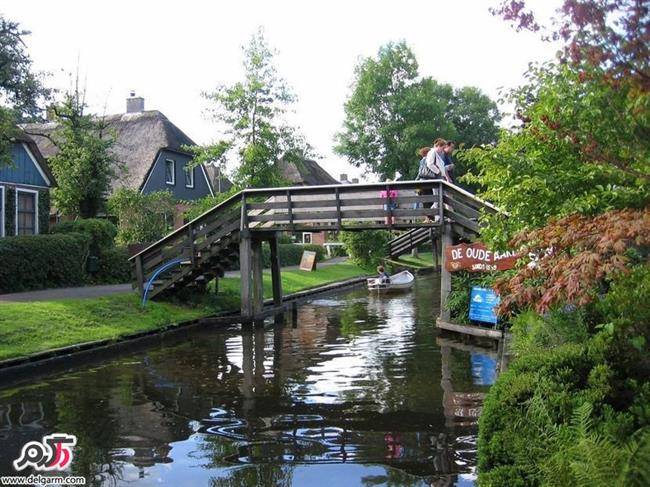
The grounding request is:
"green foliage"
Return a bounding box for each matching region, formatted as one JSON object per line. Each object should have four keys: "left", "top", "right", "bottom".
{"left": 50, "top": 218, "right": 130, "bottom": 284}
{"left": 48, "top": 88, "right": 118, "bottom": 218}
{"left": 339, "top": 229, "right": 390, "bottom": 269}
{"left": 107, "top": 189, "right": 176, "bottom": 246}
{"left": 222, "top": 243, "right": 326, "bottom": 271}
{"left": 37, "top": 189, "right": 50, "bottom": 234}
{"left": 447, "top": 271, "right": 498, "bottom": 324}
{"left": 94, "top": 246, "right": 131, "bottom": 284}
{"left": 4, "top": 186, "right": 15, "bottom": 235}
{"left": 335, "top": 42, "right": 453, "bottom": 180}
{"left": 478, "top": 335, "right": 650, "bottom": 486}
{"left": 449, "top": 86, "right": 501, "bottom": 148}
{"left": 182, "top": 190, "right": 235, "bottom": 222}
{"left": 510, "top": 308, "right": 590, "bottom": 356}
{"left": 0, "top": 233, "right": 90, "bottom": 293}
{"left": 260, "top": 243, "right": 325, "bottom": 268}
{"left": 335, "top": 41, "right": 500, "bottom": 180}
{"left": 51, "top": 218, "right": 117, "bottom": 256}
{"left": 462, "top": 64, "right": 649, "bottom": 247}
{"left": 479, "top": 266, "right": 650, "bottom": 486}
{"left": 188, "top": 28, "right": 311, "bottom": 189}
{"left": 0, "top": 16, "right": 50, "bottom": 166}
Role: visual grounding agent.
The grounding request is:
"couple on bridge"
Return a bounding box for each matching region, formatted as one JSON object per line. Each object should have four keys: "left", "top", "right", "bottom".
{"left": 379, "top": 138, "right": 456, "bottom": 225}
{"left": 418, "top": 138, "right": 455, "bottom": 184}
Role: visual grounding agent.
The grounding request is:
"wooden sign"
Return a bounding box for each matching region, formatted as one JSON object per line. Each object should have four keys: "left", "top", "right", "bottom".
{"left": 445, "top": 242, "right": 519, "bottom": 272}
{"left": 299, "top": 250, "right": 317, "bottom": 271}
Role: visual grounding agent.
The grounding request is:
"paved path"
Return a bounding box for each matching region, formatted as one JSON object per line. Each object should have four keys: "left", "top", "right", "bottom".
{"left": 0, "top": 257, "right": 349, "bottom": 303}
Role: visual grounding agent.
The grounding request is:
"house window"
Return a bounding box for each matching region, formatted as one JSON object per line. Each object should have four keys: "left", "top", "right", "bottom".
{"left": 302, "top": 232, "right": 312, "bottom": 244}
{"left": 165, "top": 159, "right": 175, "bottom": 185}
{"left": 185, "top": 166, "right": 194, "bottom": 188}
{"left": 0, "top": 186, "right": 4, "bottom": 237}
{"left": 16, "top": 189, "right": 37, "bottom": 235}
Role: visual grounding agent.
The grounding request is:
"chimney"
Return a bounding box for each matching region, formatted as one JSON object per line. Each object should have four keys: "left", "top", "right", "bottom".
{"left": 351, "top": 178, "right": 359, "bottom": 184}
{"left": 340, "top": 173, "right": 348, "bottom": 183}
{"left": 126, "top": 91, "right": 144, "bottom": 113}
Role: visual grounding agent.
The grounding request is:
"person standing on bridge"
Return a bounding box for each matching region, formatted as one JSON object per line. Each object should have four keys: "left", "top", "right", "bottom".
{"left": 380, "top": 179, "right": 398, "bottom": 225}
{"left": 420, "top": 139, "right": 449, "bottom": 222}
{"left": 424, "top": 138, "right": 450, "bottom": 182}
{"left": 443, "top": 141, "right": 455, "bottom": 183}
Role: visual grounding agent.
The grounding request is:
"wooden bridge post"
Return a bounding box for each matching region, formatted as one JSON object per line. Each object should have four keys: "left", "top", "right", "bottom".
{"left": 440, "top": 223, "right": 453, "bottom": 321}
{"left": 240, "top": 231, "right": 254, "bottom": 319}
{"left": 269, "top": 233, "right": 283, "bottom": 307}
{"left": 251, "top": 237, "right": 264, "bottom": 318}
{"left": 135, "top": 254, "right": 144, "bottom": 294}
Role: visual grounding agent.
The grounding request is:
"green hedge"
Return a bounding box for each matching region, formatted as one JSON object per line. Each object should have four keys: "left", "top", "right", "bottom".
{"left": 223, "top": 243, "right": 327, "bottom": 271}
{"left": 261, "top": 243, "right": 326, "bottom": 268}
{"left": 0, "top": 233, "right": 90, "bottom": 293}
{"left": 51, "top": 218, "right": 117, "bottom": 255}
{"left": 94, "top": 246, "right": 131, "bottom": 284}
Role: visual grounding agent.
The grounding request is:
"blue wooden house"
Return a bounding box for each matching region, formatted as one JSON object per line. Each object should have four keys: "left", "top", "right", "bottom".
{"left": 0, "top": 133, "right": 56, "bottom": 237}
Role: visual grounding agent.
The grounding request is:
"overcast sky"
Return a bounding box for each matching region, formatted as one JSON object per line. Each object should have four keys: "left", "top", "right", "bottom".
{"left": 1, "top": 0, "right": 561, "bottom": 182}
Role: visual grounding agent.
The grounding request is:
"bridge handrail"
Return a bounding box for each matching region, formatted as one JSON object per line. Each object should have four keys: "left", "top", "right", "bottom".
{"left": 128, "top": 191, "right": 242, "bottom": 261}
{"left": 129, "top": 180, "right": 502, "bottom": 262}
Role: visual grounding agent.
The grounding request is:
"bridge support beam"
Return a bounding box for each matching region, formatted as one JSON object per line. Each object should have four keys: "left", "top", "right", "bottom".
{"left": 240, "top": 231, "right": 265, "bottom": 320}
{"left": 269, "top": 233, "right": 283, "bottom": 307}
{"left": 251, "top": 237, "right": 264, "bottom": 317}
{"left": 240, "top": 232, "right": 254, "bottom": 318}
{"left": 440, "top": 223, "right": 453, "bottom": 321}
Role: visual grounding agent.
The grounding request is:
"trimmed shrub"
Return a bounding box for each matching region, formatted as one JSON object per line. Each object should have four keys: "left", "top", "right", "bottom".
{"left": 94, "top": 246, "right": 131, "bottom": 284}
{"left": 261, "top": 243, "right": 326, "bottom": 268}
{"left": 0, "top": 233, "right": 90, "bottom": 293}
{"left": 339, "top": 229, "right": 391, "bottom": 269}
{"left": 51, "top": 218, "right": 117, "bottom": 255}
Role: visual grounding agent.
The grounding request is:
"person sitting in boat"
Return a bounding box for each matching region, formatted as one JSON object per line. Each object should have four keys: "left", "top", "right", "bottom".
{"left": 377, "top": 265, "right": 391, "bottom": 284}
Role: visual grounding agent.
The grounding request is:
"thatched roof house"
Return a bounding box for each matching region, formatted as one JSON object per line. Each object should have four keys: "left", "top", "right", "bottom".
{"left": 277, "top": 158, "right": 338, "bottom": 186}
{"left": 23, "top": 95, "right": 231, "bottom": 200}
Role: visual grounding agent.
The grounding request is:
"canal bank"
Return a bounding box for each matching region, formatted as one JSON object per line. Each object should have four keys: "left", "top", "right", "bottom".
{"left": 0, "top": 262, "right": 368, "bottom": 373}
{"left": 0, "top": 273, "right": 502, "bottom": 486}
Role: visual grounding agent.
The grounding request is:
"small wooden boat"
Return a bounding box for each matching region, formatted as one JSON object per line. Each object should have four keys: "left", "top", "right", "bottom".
{"left": 367, "top": 270, "right": 415, "bottom": 292}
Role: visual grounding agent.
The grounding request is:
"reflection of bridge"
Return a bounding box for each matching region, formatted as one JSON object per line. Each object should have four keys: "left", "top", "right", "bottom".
{"left": 130, "top": 180, "right": 498, "bottom": 319}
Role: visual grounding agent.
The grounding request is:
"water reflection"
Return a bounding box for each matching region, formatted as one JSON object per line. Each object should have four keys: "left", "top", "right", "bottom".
{"left": 0, "top": 275, "right": 500, "bottom": 486}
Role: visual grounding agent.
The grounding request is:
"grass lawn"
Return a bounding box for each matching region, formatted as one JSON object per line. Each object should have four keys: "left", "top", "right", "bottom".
{"left": 0, "top": 261, "right": 367, "bottom": 361}
{"left": 393, "top": 252, "right": 435, "bottom": 268}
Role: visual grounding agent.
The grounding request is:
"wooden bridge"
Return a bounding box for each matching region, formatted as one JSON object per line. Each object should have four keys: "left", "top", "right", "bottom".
{"left": 129, "top": 180, "right": 498, "bottom": 320}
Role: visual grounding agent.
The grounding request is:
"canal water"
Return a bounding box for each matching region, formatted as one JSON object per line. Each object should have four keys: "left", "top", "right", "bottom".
{"left": 0, "top": 274, "right": 500, "bottom": 486}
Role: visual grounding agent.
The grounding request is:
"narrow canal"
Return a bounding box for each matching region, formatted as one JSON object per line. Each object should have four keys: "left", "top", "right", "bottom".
{"left": 0, "top": 274, "right": 500, "bottom": 486}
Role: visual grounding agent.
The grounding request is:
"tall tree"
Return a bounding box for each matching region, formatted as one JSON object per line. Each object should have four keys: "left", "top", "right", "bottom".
{"left": 0, "top": 15, "right": 50, "bottom": 165}
{"left": 335, "top": 42, "right": 500, "bottom": 180}
{"left": 335, "top": 42, "right": 455, "bottom": 180}
{"left": 189, "top": 28, "right": 310, "bottom": 189}
{"left": 448, "top": 86, "right": 501, "bottom": 147}
{"left": 48, "top": 85, "right": 117, "bottom": 218}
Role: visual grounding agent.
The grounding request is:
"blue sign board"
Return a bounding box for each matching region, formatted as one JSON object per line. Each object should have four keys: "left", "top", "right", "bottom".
{"left": 469, "top": 286, "right": 500, "bottom": 324}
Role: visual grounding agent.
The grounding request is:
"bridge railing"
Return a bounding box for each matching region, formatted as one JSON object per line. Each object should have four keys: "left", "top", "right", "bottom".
{"left": 130, "top": 193, "right": 243, "bottom": 292}
{"left": 241, "top": 179, "right": 446, "bottom": 232}
{"left": 129, "top": 179, "right": 499, "bottom": 293}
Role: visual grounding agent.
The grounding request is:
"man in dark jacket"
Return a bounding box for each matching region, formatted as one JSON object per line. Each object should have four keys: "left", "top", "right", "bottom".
{"left": 443, "top": 141, "right": 455, "bottom": 183}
